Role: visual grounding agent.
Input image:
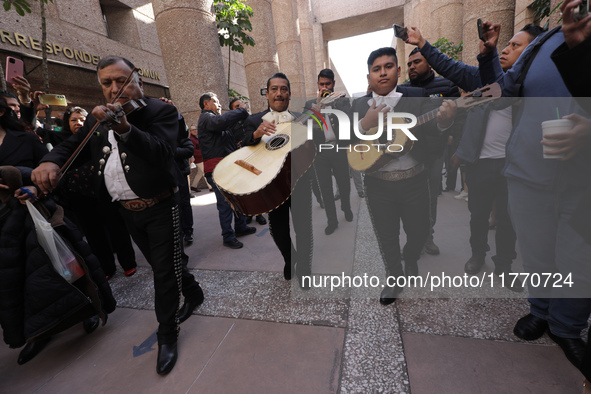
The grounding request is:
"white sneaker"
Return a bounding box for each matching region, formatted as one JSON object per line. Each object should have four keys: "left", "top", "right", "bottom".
{"left": 454, "top": 191, "right": 468, "bottom": 200}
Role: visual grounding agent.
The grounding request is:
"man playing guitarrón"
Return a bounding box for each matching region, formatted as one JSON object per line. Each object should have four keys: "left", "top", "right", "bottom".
{"left": 242, "top": 73, "right": 313, "bottom": 287}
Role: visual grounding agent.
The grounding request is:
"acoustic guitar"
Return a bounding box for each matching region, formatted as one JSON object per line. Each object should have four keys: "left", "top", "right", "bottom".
{"left": 348, "top": 83, "right": 502, "bottom": 173}
{"left": 213, "top": 92, "right": 345, "bottom": 216}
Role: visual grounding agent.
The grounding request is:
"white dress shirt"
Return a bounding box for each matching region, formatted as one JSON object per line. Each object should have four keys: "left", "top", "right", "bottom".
{"left": 104, "top": 129, "right": 140, "bottom": 201}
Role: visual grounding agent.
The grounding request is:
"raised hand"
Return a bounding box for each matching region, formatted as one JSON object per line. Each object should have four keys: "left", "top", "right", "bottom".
{"left": 479, "top": 21, "right": 501, "bottom": 56}
{"left": 561, "top": 0, "right": 591, "bottom": 48}
{"left": 406, "top": 26, "right": 427, "bottom": 48}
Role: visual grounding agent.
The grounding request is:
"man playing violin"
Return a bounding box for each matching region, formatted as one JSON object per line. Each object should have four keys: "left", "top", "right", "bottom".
{"left": 32, "top": 56, "right": 203, "bottom": 375}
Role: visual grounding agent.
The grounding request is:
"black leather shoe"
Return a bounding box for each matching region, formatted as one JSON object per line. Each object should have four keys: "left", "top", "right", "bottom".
{"left": 464, "top": 256, "right": 485, "bottom": 274}
{"left": 83, "top": 315, "right": 100, "bottom": 334}
{"left": 255, "top": 215, "right": 267, "bottom": 225}
{"left": 178, "top": 286, "right": 205, "bottom": 323}
{"left": 548, "top": 331, "right": 585, "bottom": 369}
{"left": 156, "top": 342, "right": 178, "bottom": 375}
{"left": 223, "top": 239, "right": 243, "bottom": 249}
{"left": 513, "top": 314, "right": 548, "bottom": 340}
{"left": 235, "top": 226, "right": 256, "bottom": 237}
{"left": 344, "top": 210, "right": 353, "bottom": 222}
{"left": 325, "top": 222, "right": 338, "bottom": 235}
{"left": 245, "top": 216, "right": 253, "bottom": 224}
{"left": 379, "top": 285, "right": 403, "bottom": 305}
{"left": 17, "top": 337, "right": 51, "bottom": 365}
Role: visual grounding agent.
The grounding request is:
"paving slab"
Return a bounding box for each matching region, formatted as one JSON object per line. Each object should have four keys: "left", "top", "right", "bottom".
{"left": 0, "top": 307, "right": 134, "bottom": 393}
{"left": 403, "top": 332, "right": 583, "bottom": 394}
{"left": 1, "top": 176, "right": 585, "bottom": 393}
{"left": 188, "top": 319, "right": 344, "bottom": 394}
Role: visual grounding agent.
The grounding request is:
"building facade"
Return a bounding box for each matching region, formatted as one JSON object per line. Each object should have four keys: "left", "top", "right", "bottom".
{"left": 1, "top": 0, "right": 556, "bottom": 126}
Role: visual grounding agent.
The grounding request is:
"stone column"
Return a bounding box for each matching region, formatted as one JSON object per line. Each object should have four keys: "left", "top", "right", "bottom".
{"left": 462, "top": 0, "right": 516, "bottom": 66}
{"left": 403, "top": 0, "right": 463, "bottom": 72}
{"left": 152, "top": 0, "right": 228, "bottom": 126}
{"left": 548, "top": 0, "right": 562, "bottom": 29}
{"left": 431, "top": 0, "right": 464, "bottom": 46}
{"left": 312, "top": 22, "right": 326, "bottom": 74}
{"left": 271, "top": 0, "right": 307, "bottom": 100}
{"left": 243, "top": 0, "right": 279, "bottom": 113}
{"left": 297, "top": 0, "right": 318, "bottom": 98}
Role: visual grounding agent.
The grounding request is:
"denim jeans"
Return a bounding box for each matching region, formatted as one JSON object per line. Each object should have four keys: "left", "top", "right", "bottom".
{"left": 206, "top": 173, "right": 248, "bottom": 243}
{"left": 507, "top": 179, "right": 591, "bottom": 337}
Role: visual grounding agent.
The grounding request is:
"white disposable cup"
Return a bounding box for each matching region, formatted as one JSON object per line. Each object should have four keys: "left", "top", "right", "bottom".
{"left": 541, "top": 119, "right": 573, "bottom": 159}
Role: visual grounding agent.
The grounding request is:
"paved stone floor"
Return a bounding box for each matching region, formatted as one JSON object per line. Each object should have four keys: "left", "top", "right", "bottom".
{"left": 0, "top": 187, "right": 586, "bottom": 393}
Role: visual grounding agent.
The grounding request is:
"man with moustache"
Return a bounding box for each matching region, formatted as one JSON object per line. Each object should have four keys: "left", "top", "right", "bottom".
{"left": 353, "top": 47, "right": 455, "bottom": 305}
{"left": 242, "top": 73, "right": 313, "bottom": 286}
{"left": 32, "top": 55, "right": 203, "bottom": 375}
{"left": 476, "top": 1, "right": 591, "bottom": 370}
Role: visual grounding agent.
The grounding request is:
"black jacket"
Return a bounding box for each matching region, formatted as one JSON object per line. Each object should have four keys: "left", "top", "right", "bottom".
{"left": 174, "top": 114, "right": 193, "bottom": 177}
{"left": 198, "top": 107, "right": 248, "bottom": 163}
{"left": 41, "top": 97, "right": 179, "bottom": 199}
{"left": 0, "top": 129, "right": 48, "bottom": 169}
{"left": 0, "top": 198, "right": 116, "bottom": 348}
{"left": 400, "top": 71, "right": 460, "bottom": 98}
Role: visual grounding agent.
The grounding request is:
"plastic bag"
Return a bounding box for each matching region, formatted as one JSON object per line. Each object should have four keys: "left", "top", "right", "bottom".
{"left": 26, "top": 201, "right": 84, "bottom": 283}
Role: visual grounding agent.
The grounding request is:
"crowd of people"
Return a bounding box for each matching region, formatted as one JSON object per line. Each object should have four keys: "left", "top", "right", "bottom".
{"left": 0, "top": 0, "right": 589, "bottom": 386}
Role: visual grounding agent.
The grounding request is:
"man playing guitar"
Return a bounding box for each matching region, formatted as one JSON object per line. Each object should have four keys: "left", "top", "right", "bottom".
{"left": 353, "top": 47, "right": 456, "bottom": 305}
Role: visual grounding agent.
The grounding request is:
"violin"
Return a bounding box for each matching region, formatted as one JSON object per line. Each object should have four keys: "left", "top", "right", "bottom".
{"left": 57, "top": 68, "right": 146, "bottom": 178}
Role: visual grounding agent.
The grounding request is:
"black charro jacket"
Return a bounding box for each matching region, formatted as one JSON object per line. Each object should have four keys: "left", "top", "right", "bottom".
{"left": 41, "top": 97, "right": 179, "bottom": 199}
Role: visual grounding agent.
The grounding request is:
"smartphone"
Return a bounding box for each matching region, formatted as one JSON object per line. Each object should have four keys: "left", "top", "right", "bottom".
{"left": 574, "top": 0, "right": 589, "bottom": 21}
{"left": 5, "top": 56, "right": 24, "bottom": 85}
{"left": 477, "top": 18, "right": 485, "bottom": 42}
{"left": 38, "top": 94, "right": 68, "bottom": 106}
{"left": 393, "top": 24, "right": 408, "bottom": 41}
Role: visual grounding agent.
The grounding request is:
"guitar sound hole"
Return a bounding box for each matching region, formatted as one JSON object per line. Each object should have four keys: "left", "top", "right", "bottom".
{"left": 265, "top": 134, "right": 290, "bottom": 151}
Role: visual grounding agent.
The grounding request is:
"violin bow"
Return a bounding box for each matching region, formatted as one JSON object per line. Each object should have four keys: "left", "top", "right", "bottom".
{"left": 57, "top": 67, "right": 141, "bottom": 178}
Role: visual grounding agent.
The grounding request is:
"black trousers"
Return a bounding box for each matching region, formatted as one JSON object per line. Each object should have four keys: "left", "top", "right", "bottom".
{"left": 315, "top": 148, "right": 351, "bottom": 226}
{"left": 119, "top": 196, "right": 183, "bottom": 345}
{"left": 465, "top": 158, "right": 516, "bottom": 270}
{"left": 67, "top": 196, "right": 136, "bottom": 275}
{"left": 267, "top": 176, "right": 313, "bottom": 277}
{"left": 365, "top": 171, "right": 430, "bottom": 277}
{"left": 176, "top": 173, "right": 194, "bottom": 236}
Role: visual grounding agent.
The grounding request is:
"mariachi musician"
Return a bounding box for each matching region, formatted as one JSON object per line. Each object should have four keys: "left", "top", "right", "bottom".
{"left": 32, "top": 56, "right": 203, "bottom": 375}
{"left": 352, "top": 47, "right": 455, "bottom": 305}
{"left": 241, "top": 72, "right": 314, "bottom": 287}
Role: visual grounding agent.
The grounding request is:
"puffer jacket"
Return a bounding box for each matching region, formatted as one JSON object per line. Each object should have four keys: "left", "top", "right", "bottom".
{"left": 0, "top": 198, "right": 116, "bottom": 348}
